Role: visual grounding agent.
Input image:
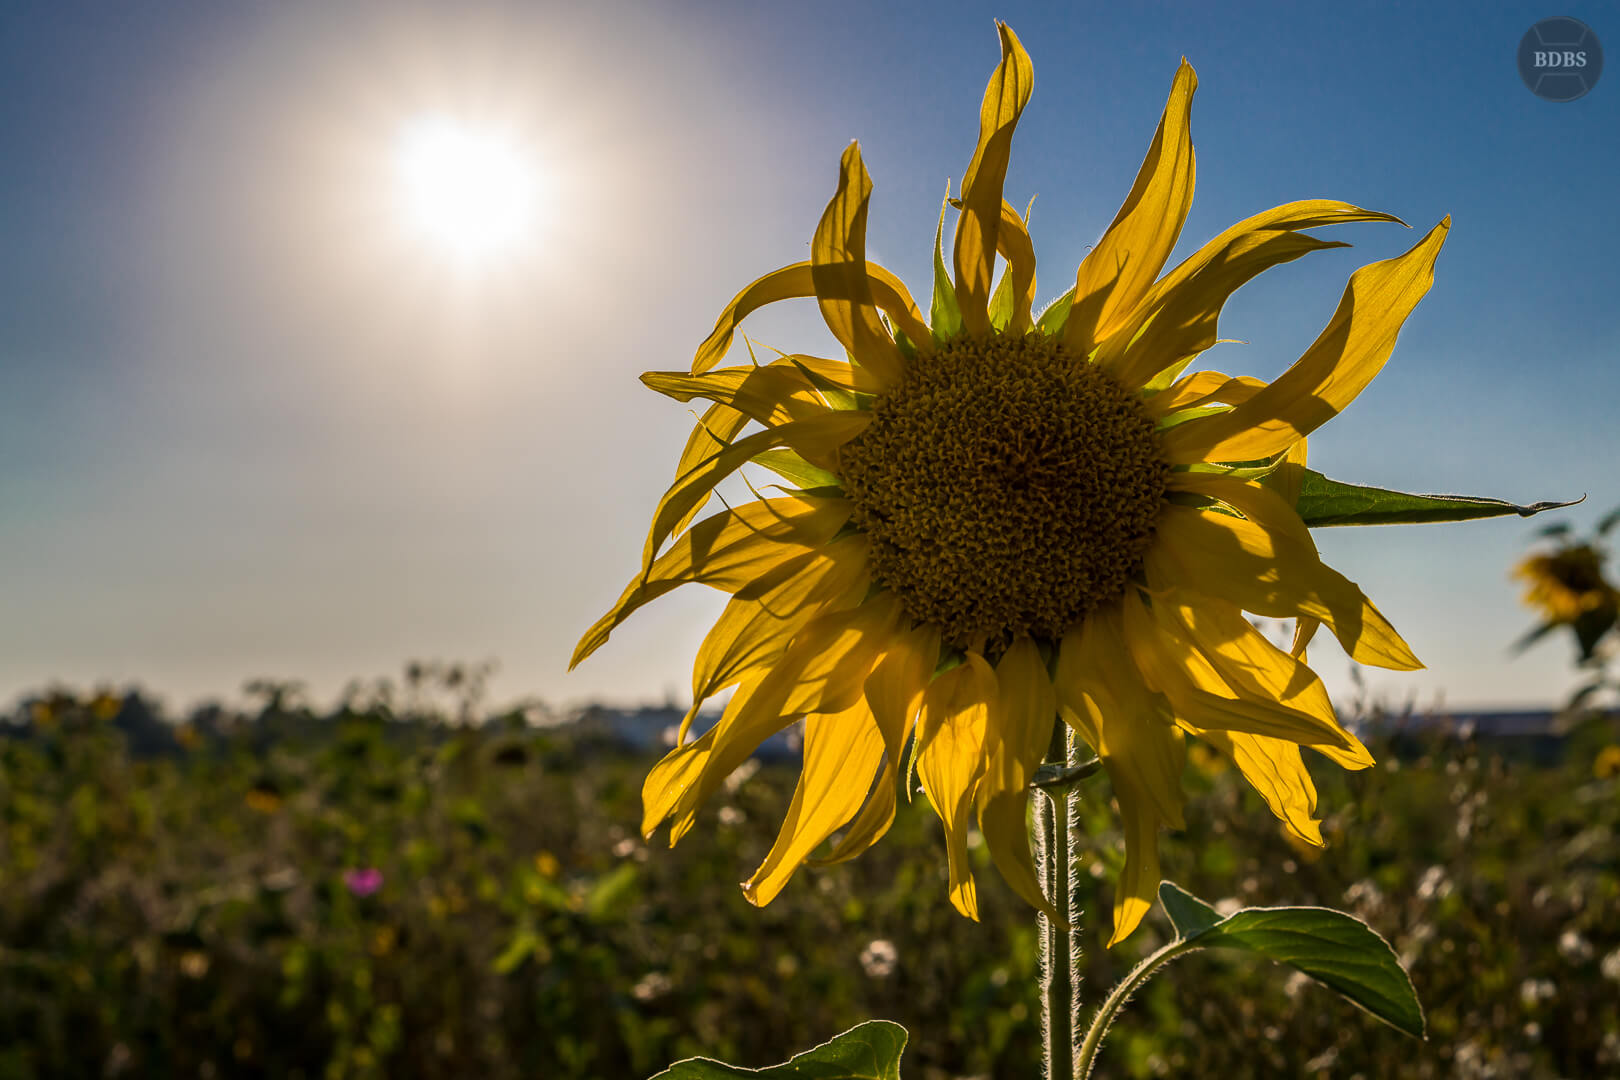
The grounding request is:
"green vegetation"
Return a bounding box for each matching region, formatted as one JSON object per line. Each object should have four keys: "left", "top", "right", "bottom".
{"left": 1, "top": 681, "right": 1616, "bottom": 1079}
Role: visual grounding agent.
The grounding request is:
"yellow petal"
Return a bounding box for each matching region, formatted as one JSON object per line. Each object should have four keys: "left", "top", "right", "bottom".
{"left": 572, "top": 495, "right": 849, "bottom": 669}
{"left": 692, "top": 263, "right": 930, "bottom": 375}
{"left": 1199, "top": 730, "right": 1324, "bottom": 846}
{"left": 667, "top": 401, "right": 750, "bottom": 539}
{"left": 986, "top": 198, "right": 1038, "bottom": 333}
{"left": 1055, "top": 610, "right": 1187, "bottom": 829}
{"left": 1053, "top": 608, "right": 1187, "bottom": 945}
{"left": 1145, "top": 371, "right": 1264, "bottom": 420}
{"left": 1091, "top": 200, "right": 1406, "bottom": 389}
{"left": 1066, "top": 60, "right": 1197, "bottom": 356}
{"left": 915, "top": 652, "right": 997, "bottom": 920}
{"left": 1150, "top": 476, "right": 1421, "bottom": 670}
{"left": 1165, "top": 595, "right": 1367, "bottom": 758}
{"left": 641, "top": 365, "right": 830, "bottom": 429}
{"left": 1163, "top": 217, "right": 1451, "bottom": 462}
{"left": 814, "top": 620, "right": 942, "bottom": 865}
{"left": 812, "top": 143, "right": 905, "bottom": 387}
{"left": 953, "top": 23, "right": 1034, "bottom": 336}
{"left": 976, "top": 638, "right": 1060, "bottom": 921}
{"left": 743, "top": 696, "right": 887, "bottom": 906}
{"left": 638, "top": 412, "right": 870, "bottom": 576}
{"left": 686, "top": 536, "right": 872, "bottom": 737}
{"left": 1122, "top": 592, "right": 1353, "bottom": 751}
{"left": 650, "top": 592, "right": 903, "bottom": 844}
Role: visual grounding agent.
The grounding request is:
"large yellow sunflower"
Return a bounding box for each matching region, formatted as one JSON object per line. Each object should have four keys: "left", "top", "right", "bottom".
{"left": 572, "top": 24, "right": 1448, "bottom": 945}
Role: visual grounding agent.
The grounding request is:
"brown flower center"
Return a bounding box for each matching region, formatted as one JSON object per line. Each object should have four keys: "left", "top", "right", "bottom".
{"left": 837, "top": 332, "right": 1167, "bottom": 650}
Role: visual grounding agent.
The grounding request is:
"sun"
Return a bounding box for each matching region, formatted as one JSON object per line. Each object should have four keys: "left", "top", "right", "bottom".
{"left": 394, "top": 116, "right": 536, "bottom": 264}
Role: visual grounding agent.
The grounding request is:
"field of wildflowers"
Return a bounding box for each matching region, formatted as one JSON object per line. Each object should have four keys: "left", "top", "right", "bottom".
{"left": 2, "top": 676, "right": 1615, "bottom": 1079}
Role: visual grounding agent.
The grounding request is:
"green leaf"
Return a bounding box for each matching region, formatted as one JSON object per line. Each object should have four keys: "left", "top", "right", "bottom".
{"left": 1599, "top": 506, "right": 1620, "bottom": 536}
{"left": 1295, "top": 470, "right": 1579, "bottom": 527}
{"left": 1509, "top": 620, "right": 1559, "bottom": 655}
{"left": 1157, "top": 882, "right": 1424, "bottom": 1038}
{"left": 1157, "top": 880, "right": 1221, "bottom": 939}
{"left": 751, "top": 450, "right": 841, "bottom": 492}
{"left": 650, "top": 1020, "right": 908, "bottom": 1079}
{"left": 930, "top": 187, "right": 961, "bottom": 342}
{"left": 1033, "top": 287, "right": 1075, "bottom": 336}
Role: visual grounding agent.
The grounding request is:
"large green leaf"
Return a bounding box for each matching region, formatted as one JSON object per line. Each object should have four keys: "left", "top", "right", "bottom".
{"left": 1157, "top": 882, "right": 1424, "bottom": 1038}
{"left": 1295, "top": 470, "right": 1578, "bottom": 527}
{"left": 650, "top": 1020, "right": 908, "bottom": 1080}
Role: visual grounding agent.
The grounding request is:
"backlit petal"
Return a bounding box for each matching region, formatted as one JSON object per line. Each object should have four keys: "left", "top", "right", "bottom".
{"left": 1164, "top": 217, "right": 1450, "bottom": 462}
{"left": 915, "top": 652, "right": 997, "bottom": 920}
{"left": 1066, "top": 60, "right": 1196, "bottom": 356}
{"left": 573, "top": 495, "right": 850, "bottom": 669}
{"left": 813, "top": 143, "right": 906, "bottom": 387}
{"left": 976, "top": 638, "right": 1060, "bottom": 921}
{"left": 684, "top": 536, "right": 871, "bottom": 740}
{"left": 1152, "top": 476, "right": 1421, "bottom": 670}
{"left": 954, "top": 23, "right": 1034, "bottom": 336}
{"left": 814, "top": 620, "right": 942, "bottom": 865}
{"left": 743, "top": 696, "right": 887, "bottom": 906}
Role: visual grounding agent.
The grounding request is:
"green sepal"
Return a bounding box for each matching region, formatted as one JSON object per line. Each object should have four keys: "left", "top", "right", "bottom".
{"left": 750, "top": 449, "right": 841, "bottom": 491}
{"left": 987, "top": 271, "right": 1016, "bottom": 332}
{"left": 930, "top": 185, "right": 962, "bottom": 343}
{"left": 1034, "top": 287, "right": 1075, "bottom": 336}
{"left": 1157, "top": 881, "right": 1425, "bottom": 1039}
{"left": 649, "top": 1019, "right": 908, "bottom": 1079}
{"left": 1295, "top": 470, "right": 1580, "bottom": 527}
{"left": 786, "top": 357, "right": 859, "bottom": 412}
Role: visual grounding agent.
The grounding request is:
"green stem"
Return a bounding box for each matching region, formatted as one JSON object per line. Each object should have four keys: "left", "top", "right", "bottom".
{"left": 1073, "top": 940, "right": 1197, "bottom": 1079}
{"left": 1036, "top": 718, "right": 1078, "bottom": 1080}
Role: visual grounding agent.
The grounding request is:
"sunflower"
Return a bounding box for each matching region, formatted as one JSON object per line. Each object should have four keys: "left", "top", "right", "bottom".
{"left": 572, "top": 24, "right": 1448, "bottom": 945}
{"left": 1514, "top": 543, "right": 1618, "bottom": 626}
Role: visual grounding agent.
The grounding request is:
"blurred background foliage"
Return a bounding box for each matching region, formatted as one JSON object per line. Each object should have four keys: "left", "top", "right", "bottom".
{"left": 2, "top": 664, "right": 1617, "bottom": 1080}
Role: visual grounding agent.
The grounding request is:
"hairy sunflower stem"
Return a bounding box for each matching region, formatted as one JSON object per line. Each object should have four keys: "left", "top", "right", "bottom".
{"left": 1035, "top": 717, "right": 1080, "bottom": 1080}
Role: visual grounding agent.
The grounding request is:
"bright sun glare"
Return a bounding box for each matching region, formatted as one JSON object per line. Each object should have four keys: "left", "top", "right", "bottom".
{"left": 394, "top": 116, "right": 536, "bottom": 264}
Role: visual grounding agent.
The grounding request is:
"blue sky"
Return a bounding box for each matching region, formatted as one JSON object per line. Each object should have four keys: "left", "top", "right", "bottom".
{"left": 1, "top": 0, "right": 1615, "bottom": 715}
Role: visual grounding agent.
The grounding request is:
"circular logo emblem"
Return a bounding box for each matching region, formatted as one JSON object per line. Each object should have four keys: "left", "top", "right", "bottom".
{"left": 1518, "top": 17, "right": 1604, "bottom": 101}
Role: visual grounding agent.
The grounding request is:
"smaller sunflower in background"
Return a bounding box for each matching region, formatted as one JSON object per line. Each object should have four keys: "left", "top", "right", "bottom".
{"left": 1513, "top": 511, "right": 1620, "bottom": 697}
{"left": 574, "top": 24, "right": 1451, "bottom": 944}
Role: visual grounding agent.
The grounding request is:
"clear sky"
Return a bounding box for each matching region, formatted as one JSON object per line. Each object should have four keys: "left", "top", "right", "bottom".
{"left": 2, "top": 0, "right": 1616, "bottom": 717}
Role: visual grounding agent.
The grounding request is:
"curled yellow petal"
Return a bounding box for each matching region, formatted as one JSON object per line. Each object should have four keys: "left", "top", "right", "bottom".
{"left": 1153, "top": 475, "right": 1421, "bottom": 670}
{"left": 814, "top": 620, "right": 942, "bottom": 866}
{"left": 684, "top": 536, "right": 871, "bottom": 739}
{"left": 1201, "top": 730, "right": 1324, "bottom": 846}
{"left": 1123, "top": 592, "right": 1353, "bottom": 751}
{"left": 954, "top": 22, "right": 1033, "bottom": 336}
{"left": 573, "top": 495, "right": 850, "bottom": 669}
{"left": 976, "top": 638, "right": 1060, "bottom": 921}
{"left": 1164, "top": 217, "right": 1451, "bottom": 462}
{"left": 812, "top": 143, "right": 906, "bottom": 387}
{"left": 693, "top": 262, "right": 932, "bottom": 374}
{"left": 647, "top": 592, "right": 902, "bottom": 844}
{"left": 915, "top": 652, "right": 997, "bottom": 920}
{"left": 1066, "top": 60, "right": 1196, "bottom": 356}
{"left": 986, "top": 198, "right": 1038, "bottom": 333}
{"left": 1053, "top": 609, "right": 1186, "bottom": 944}
{"left": 1092, "top": 200, "right": 1405, "bottom": 389}
{"left": 743, "top": 696, "right": 887, "bottom": 906}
